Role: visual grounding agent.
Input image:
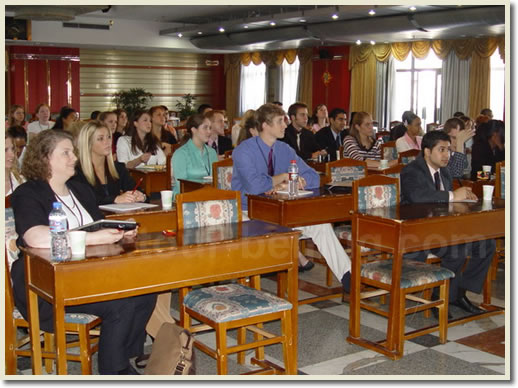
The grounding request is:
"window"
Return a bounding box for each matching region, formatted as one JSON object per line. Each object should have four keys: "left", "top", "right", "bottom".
{"left": 280, "top": 57, "right": 300, "bottom": 107}
{"left": 393, "top": 51, "right": 442, "bottom": 128}
{"left": 490, "top": 51, "right": 505, "bottom": 120}
{"left": 239, "top": 62, "right": 266, "bottom": 114}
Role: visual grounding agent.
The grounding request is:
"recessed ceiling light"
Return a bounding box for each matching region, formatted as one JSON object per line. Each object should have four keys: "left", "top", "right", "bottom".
{"left": 197, "top": 31, "right": 203, "bottom": 35}
{"left": 368, "top": 9, "right": 376, "bottom": 16}
{"left": 269, "top": 21, "right": 276, "bottom": 26}
{"left": 218, "top": 27, "right": 225, "bottom": 33}
{"left": 177, "top": 33, "right": 183, "bottom": 38}
{"left": 244, "top": 25, "right": 249, "bottom": 29}
{"left": 356, "top": 40, "right": 361, "bottom": 45}
{"left": 409, "top": 6, "right": 417, "bottom": 11}
{"left": 370, "top": 40, "right": 375, "bottom": 45}
{"left": 332, "top": 13, "right": 339, "bottom": 20}
{"left": 299, "top": 19, "right": 306, "bottom": 23}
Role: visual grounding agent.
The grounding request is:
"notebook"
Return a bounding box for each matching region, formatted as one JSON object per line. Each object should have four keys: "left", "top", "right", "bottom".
{"left": 274, "top": 190, "right": 314, "bottom": 197}
{"left": 99, "top": 203, "right": 159, "bottom": 213}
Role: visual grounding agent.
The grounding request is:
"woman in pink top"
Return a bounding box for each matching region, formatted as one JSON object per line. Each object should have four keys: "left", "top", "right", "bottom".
{"left": 395, "top": 112, "right": 423, "bottom": 153}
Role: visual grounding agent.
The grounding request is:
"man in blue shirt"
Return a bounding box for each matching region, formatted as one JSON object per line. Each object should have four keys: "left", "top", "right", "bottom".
{"left": 232, "top": 103, "right": 351, "bottom": 285}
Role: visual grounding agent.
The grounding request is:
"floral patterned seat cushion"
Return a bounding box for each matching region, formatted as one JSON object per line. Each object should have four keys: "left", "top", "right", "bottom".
{"left": 357, "top": 184, "right": 398, "bottom": 211}
{"left": 184, "top": 284, "right": 292, "bottom": 323}
{"left": 333, "top": 224, "right": 372, "bottom": 253}
{"left": 331, "top": 166, "right": 365, "bottom": 183}
{"left": 217, "top": 166, "right": 233, "bottom": 190}
{"left": 12, "top": 307, "right": 99, "bottom": 325}
{"left": 5, "top": 208, "right": 20, "bottom": 270}
{"left": 361, "top": 259, "right": 454, "bottom": 289}
{"left": 182, "top": 199, "right": 239, "bottom": 229}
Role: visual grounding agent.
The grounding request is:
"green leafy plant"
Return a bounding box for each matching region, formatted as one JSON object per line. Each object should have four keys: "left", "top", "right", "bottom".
{"left": 112, "top": 88, "right": 153, "bottom": 119}
{"left": 175, "top": 93, "right": 197, "bottom": 120}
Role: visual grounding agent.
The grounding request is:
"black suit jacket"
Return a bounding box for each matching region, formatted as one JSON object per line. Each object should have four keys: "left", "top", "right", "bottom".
{"left": 281, "top": 124, "right": 321, "bottom": 160}
{"left": 400, "top": 155, "right": 452, "bottom": 204}
{"left": 217, "top": 135, "right": 233, "bottom": 156}
{"left": 315, "top": 126, "right": 347, "bottom": 161}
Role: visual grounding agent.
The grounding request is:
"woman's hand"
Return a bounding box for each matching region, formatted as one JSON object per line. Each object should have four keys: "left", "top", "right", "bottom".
{"left": 86, "top": 229, "right": 125, "bottom": 246}
{"left": 140, "top": 153, "right": 152, "bottom": 163}
{"left": 114, "top": 191, "right": 138, "bottom": 203}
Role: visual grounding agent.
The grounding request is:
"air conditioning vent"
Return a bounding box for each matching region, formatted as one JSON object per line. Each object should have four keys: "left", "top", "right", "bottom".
{"left": 63, "top": 22, "right": 110, "bottom": 30}
{"left": 205, "top": 60, "right": 219, "bottom": 66}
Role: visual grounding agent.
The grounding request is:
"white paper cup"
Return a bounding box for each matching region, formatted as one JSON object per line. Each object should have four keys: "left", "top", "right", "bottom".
{"left": 160, "top": 190, "right": 173, "bottom": 209}
{"left": 379, "top": 159, "right": 388, "bottom": 169}
{"left": 481, "top": 200, "right": 493, "bottom": 211}
{"left": 68, "top": 230, "right": 87, "bottom": 257}
{"left": 482, "top": 185, "right": 494, "bottom": 200}
{"left": 482, "top": 165, "right": 491, "bottom": 173}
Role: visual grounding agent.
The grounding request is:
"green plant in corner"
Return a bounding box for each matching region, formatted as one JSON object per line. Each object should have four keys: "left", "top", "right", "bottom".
{"left": 175, "top": 94, "right": 197, "bottom": 120}
{"left": 112, "top": 88, "right": 153, "bottom": 119}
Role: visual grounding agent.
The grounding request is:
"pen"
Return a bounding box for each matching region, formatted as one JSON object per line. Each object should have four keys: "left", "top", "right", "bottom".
{"left": 131, "top": 177, "right": 144, "bottom": 194}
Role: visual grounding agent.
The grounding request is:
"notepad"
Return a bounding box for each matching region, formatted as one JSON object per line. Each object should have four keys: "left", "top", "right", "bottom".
{"left": 99, "top": 203, "right": 159, "bottom": 212}
{"left": 450, "top": 199, "right": 478, "bottom": 203}
{"left": 275, "top": 190, "right": 314, "bottom": 197}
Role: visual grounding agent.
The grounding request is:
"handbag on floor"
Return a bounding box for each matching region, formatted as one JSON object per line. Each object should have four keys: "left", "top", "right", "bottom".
{"left": 144, "top": 322, "right": 195, "bottom": 375}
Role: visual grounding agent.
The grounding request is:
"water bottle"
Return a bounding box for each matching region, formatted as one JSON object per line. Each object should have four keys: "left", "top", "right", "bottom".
{"left": 49, "top": 202, "right": 68, "bottom": 261}
{"left": 288, "top": 160, "right": 299, "bottom": 198}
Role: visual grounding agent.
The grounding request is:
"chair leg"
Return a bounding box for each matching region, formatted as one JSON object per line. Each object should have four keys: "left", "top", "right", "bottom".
{"left": 254, "top": 323, "right": 265, "bottom": 361}
{"left": 5, "top": 321, "right": 18, "bottom": 375}
{"left": 423, "top": 289, "right": 432, "bottom": 318}
{"left": 326, "top": 266, "right": 333, "bottom": 287}
{"left": 178, "top": 287, "right": 192, "bottom": 329}
{"left": 280, "top": 310, "right": 293, "bottom": 374}
{"left": 43, "top": 332, "right": 54, "bottom": 374}
{"left": 438, "top": 281, "right": 449, "bottom": 344}
{"left": 215, "top": 324, "right": 228, "bottom": 375}
{"left": 236, "top": 327, "right": 246, "bottom": 365}
{"left": 395, "top": 291, "right": 406, "bottom": 359}
{"left": 78, "top": 325, "right": 93, "bottom": 375}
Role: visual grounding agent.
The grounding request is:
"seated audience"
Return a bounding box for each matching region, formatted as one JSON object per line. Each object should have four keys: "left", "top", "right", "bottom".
{"left": 6, "top": 104, "right": 28, "bottom": 130}
{"left": 197, "top": 103, "right": 212, "bottom": 115}
{"left": 149, "top": 105, "right": 177, "bottom": 156}
{"left": 470, "top": 120, "right": 505, "bottom": 180}
{"left": 113, "top": 108, "right": 129, "bottom": 150}
{"left": 453, "top": 111, "right": 465, "bottom": 118}
{"left": 310, "top": 104, "right": 330, "bottom": 133}
{"left": 395, "top": 112, "right": 422, "bottom": 153}
{"left": 480, "top": 108, "right": 493, "bottom": 119}
{"left": 74, "top": 121, "right": 146, "bottom": 205}
{"left": 7, "top": 125, "right": 27, "bottom": 160}
{"left": 171, "top": 113, "right": 218, "bottom": 197}
{"left": 90, "top": 110, "right": 101, "bottom": 120}
{"left": 52, "top": 106, "right": 78, "bottom": 131}
{"left": 231, "top": 109, "right": 254, "bottom": 146}
{"left": 116, "top": 110, "right": 166, "bottom": 169}
{"left": 315, "top": 107, "right": 347, "bottom": 161}
{"left": 5, "top": 132, "right": 25, "bottom": 196}
{"left": 236, "top": 111, "right": 260, "bottom": 145}
{"left": 400, "top": 130, "right": 494, "bottom": 314}
{"left": 27, "top": 104, "right": 55, "bottom": 142}
{"left": 390, "top": 110, "right": 414, "bottom": 141}
{"left": 231, "top": 103, "right": 352, "bottom": 284}
{"left": 160, "top": 105, "right": 179, "bottom": 142}
{"left": 10, "top": 129, "right": 156, "bottom": 374}
{"left": 205, "top": 110, "right": 232, "bottom": 158}
{"left": 281, "top": 102, "right": 326, "bottom": 160}
{"left": 442, "top": 117, "right": 474, "bottom": 178}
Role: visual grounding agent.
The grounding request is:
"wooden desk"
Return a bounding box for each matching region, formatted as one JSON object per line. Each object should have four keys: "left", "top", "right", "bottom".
{"left": 24, "top": 220, "right": 300, "bottom": 375}
{"left": 453, "top": 179, "right": 495, "bottom": 198}
{"left": 178, "top": 178, "right": 211, "bottom": 193}
{"left": 349, "top": 199, "right": 505, "bottom": 355}
{"left": 305, "top": 160, "right": 327, "bottom": 173}
{"left": 247, "top": 187, "right": 353, "bottom": 228}
{"left": 129, "top": 167, "right": 169, "bottom": 196}
{"left": 104, "top": 202, "right": 177, "bottom": 233}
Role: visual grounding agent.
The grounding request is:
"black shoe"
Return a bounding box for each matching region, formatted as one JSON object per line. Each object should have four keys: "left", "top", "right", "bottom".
{"left": 451, "top": 295, "right": 485, "bottom": 314}
{"left": 341, "top": 271, "right": 351, "bottom": 293}
{"left": 135, "top": 353, "right": 151, "bottom": 369}
{"left": 298, "top": 260, "right": 315, "bottom": 272}
{"left": 117, "top": 365, "right": 141, "bottom": 375}
{"left": 432, "top": 307, "right": 452, "bottom": 320}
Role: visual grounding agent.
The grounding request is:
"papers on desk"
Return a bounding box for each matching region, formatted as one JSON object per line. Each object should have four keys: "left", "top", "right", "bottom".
{"left": 450, "top": 199, "right": 478, "bottom": 203}
{"left": 99, "top": 203, "right": 159, "bottom": 213}
{"left": 135, "top": 165, "right": 166, "bottom": 171}
{"left": 275, "top": 190, "right": 314, "bottom": 197}
{"left": 203, "top": 176, "right": 213, "bottom": 181}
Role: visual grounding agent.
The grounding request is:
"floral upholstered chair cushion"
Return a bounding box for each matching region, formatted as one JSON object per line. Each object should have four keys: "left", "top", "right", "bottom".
{"left": 184, "top": 283, "right": 292, "bottom": 323}
{"left": 5, "top": 208, "right": 19, "bottom": 270}
{"left": 357, "top": 183, "right": 398, "bottom": 211}
{"left": 217, "top": 166, "right": 233, "bottom": 191}
{"left": 182, "top": 199, "right": 239, "bottom": 229}
{"left": 331, "top": 165, "right": 365, "bottom": 184}
{"left": 400, "top": 155, "right": 416, "bottom": 164}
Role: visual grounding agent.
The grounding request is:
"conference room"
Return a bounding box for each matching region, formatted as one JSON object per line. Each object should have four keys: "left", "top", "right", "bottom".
{"left": 4, "top": 3, "right": 507, "bottom": 379}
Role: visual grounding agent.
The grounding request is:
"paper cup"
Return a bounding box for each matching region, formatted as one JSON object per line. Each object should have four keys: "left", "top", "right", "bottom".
{"left": 68, "top": 231, "right": 87, "bottom": 257}
{"left": 379, "top": 159, "right": 388, "bottom": 169}
{"left": 482, "top": 185, "right": 494, "bottom": 200}
{"left": 160, "top": 190, "right": 173, "bottom": 209}
{"left": 481, "top": 200, "right": 493, "bottom": 211}
{"left": 482, "top": 165, "right": 491, "bottom": 173}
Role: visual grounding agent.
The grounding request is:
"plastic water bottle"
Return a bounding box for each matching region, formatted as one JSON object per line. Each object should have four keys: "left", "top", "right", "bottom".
{"left": 49, "top": 202, "right": 68, "bottom": 261}
{"left": 288, "top": 160, "right": 299, "bottom": 198}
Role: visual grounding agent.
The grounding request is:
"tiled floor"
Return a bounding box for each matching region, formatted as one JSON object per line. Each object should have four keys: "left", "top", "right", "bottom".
{"left": 15, "top": 261, "right": 507, "bottom": 378}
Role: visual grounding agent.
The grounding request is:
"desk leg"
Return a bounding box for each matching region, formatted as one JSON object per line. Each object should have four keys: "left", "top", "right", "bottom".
{"left": 53, "top": 301, "right": 68, "bottom": 374}
{"left": 482, "top": 263, "right": 493, "bottom": 306}
{"left": 27, "top": 288, "right": 42, "bottom": 374}
{"left": 286, "top": 239, "right": 298, "bottom": 374}
{"left": 349, "top": 243, "right": 361, "bottom": 338}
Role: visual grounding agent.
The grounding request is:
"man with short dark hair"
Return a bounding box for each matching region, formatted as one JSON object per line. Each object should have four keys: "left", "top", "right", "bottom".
{"left": 281, "top": 102, "right": 326, "bottom": 160}
{"left": 197, "top": 104, "right": 212, "bottom": 115}
{"left": 205, "top": 110, "right": 232, "bottom": 158}
{"left": 315, "top": 108, "right": 347, "bottom": 161}
{"left": 442, "top": 117, "right": 475, "bottom": 178}
{"left": 400, "top": 130, "right": 494, "bottom": 315}
{"left": 480, "top": 108, "right": 493, "bottom": 119}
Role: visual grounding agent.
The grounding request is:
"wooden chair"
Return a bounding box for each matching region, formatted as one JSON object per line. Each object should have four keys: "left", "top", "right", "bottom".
{"left": 348, "top": 175, "right": 454, "bottom": 359}
{"left": 491, "top": 161, "right": 505, "bottom": 280}
{"left": 224, "top": 149, "right": 233, "bottom": 159}
{"left": 175, "top": 186, "right": 293, "bottom": 375}
{"left": 397, "top": 149, "right": 420, "bottom": 165}
{"left": 212, "top": 158, "right": 233, "bottom": 190}
{"left": 324, "top": 158, "right": 367, "bottom": 186}
{"left": 376, "top": 131, "right": 391, "bottom": 143}
{"left": 381, "top": 141, "right": 398, "bottom": 161}
{"left": 426, "top": 122, "right": 439, "bottom": 132}
{"left": 4, "top": 198, "right": 101, "bottom": 375}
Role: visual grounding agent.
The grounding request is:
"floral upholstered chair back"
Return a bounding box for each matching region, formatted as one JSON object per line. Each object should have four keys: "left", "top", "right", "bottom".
{"left": 398, "top": 149, "right": 420, "bottom": 165}
{"left": 216, "top": 166, "right": 233, "bottom": 191}
{"left": 5, "top": 207, "right": 19, "bottom": 271}
{"left": 354, "top": 176, "right": 399, "bottom": 212}
{"left": 381, "top": 142, "right": 398, "bottom": 161}
{"left": 330, "top": 165, "right": 366, "bottom": 184}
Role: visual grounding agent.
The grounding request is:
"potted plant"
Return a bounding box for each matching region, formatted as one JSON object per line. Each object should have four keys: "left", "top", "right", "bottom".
{"left": 175, "top": 93, "right": 197, "bottom": 120}
{"left": 112, "top": 88, "right": 153, "bottom": 119}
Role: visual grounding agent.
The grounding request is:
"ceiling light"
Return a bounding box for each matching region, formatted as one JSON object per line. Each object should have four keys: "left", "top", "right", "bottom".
{"left": 332, "top": 13, "right": 339, "bottom": 20}
{"left": 243, "top": 25, "right": 249, "bottom": 29}
{"left": 409, "top": 6, "right": 417, "bottom": 11}
{"left": 370, "top": 40, "right": 375, "bottom": 45}
{"left": 368, "top": 9, "right": 376, "bottom": 16}
{"left": 299, "top": 18, "right": 306, "bottom": 23}
{"left": 177, "top": 33, "right": 183, "bottom": 38}
{"left": 218, "top": 27, "right": 225, "bottom": 33}
{"left": 197, "top": 31, "right": 202, "bottom": 35}
{"left": 356, "top": 40, "right": 361, "bottom": 45}
{"left": 269, "top": 21, "right": 276, "bottom": 26}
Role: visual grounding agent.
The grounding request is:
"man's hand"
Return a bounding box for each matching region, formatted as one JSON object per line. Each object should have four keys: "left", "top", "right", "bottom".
{"left": 455, "top": 129, "right": 475, "bottom": 152}
{"left": 452, "top": 186, "right": 477, "bottom": 201}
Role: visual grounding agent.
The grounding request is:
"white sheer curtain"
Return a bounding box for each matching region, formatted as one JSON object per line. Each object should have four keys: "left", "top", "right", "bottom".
{"left": 281, "top": 57, "right": 300, "bottom": 107}
{"left": 239, "top": 62, "right": 266, "bottom": 114}
{"left": 376, "top": 57, "right": 396, "bottom": 130}
{"left": 440, "top": 50, "right": 471, "bottom": 122}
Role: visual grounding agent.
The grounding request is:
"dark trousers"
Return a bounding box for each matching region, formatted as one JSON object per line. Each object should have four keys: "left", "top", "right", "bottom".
{"left": 403, "top": 239, "right": 495, "bottom": 302}
{"left": 12, "top": 256, "right": 157, "bottom": 374}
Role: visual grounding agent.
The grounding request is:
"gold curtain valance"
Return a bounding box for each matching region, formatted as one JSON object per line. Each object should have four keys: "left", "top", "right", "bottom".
{"left": 240, "top": 49, "right": 299, "bottom": 67}
{"left": 349, "top": 36, "right": 505, "bottom": 69}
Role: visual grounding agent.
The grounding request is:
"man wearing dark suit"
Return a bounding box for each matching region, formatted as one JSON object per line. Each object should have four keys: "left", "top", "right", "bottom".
{"left": 280, "top": 102, "right": 326, "bottom": 160}
{"left": 401, "top": 130, "right": 494, "bottom": 315}
{"left": 206, "top": 110, "right": 233, "bottom": 157}
{"left": 315, "top": 108, "right": 348, "bottom": 161}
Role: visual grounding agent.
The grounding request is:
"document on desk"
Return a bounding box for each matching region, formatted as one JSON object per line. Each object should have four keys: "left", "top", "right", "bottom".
{"left": 99, "top": 203, "right": 159, "bottom": 212}
{"left": 450, "top": 199, "right": 478, "bottom": 203}
{"left": 275, "top": 190, "right": 314, "bottom": 197}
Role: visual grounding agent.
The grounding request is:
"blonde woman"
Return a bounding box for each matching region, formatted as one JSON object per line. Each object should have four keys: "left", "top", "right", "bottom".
{"left": 74, "top": 121, "right": 146, "bottom": 205}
